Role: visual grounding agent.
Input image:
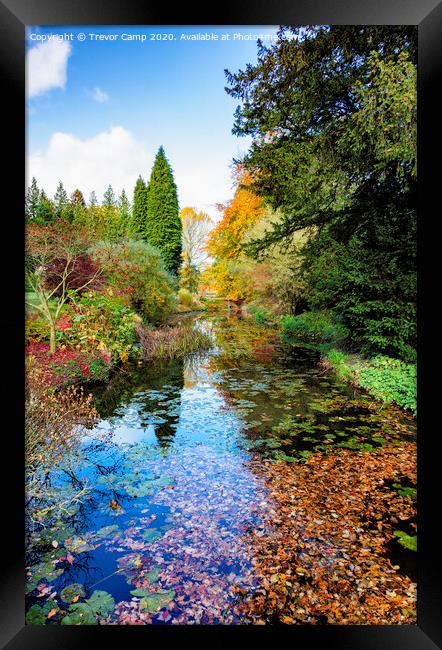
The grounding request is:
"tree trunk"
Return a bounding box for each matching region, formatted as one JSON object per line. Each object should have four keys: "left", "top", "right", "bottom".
{"left": 49, "top": 323, "right": 56, "bottom": 355}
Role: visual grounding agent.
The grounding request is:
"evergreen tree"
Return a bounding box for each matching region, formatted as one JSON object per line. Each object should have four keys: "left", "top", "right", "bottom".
{"left": 69, "top": 189, "right": 87, "bottom": 225}
{"left": 130, "top": 176, "right": 149, "bottom": 239}
{"left": 26, "top": 177, "right": 40, "bottom": 221}
{"left": 118, "top": 188, "right": 131, "bottom": 234}
{"left": 145, "top": 147, "right": 182, "bottom": 273}
{"left": 102, "top": 185, "right": 116, "bottom": 207}
{"left": 88, "top": 191, "right": 98, "bottom": 208}
{"left": 35, "top": 190, "right": 55, "bottom": 224}
{"left": 225, "top": 26, "right": 417, "bottom": 359}
{"left": 53, "top": 181, "right": 69, "bottom": 219}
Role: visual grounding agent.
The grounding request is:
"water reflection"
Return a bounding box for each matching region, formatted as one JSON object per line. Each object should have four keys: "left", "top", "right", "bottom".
{"left": 25, "top": 315, "right": 416, "bottom": 625}
{"left": 93, "top": 359, "right": 184, "bottom": 448}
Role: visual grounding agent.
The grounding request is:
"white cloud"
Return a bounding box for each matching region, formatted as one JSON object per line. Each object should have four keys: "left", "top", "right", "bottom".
{"left": 90, "top": 87, "right": 109, "bottom": 103}
{"left": 27, "top": 39, "right": 72, "bottom": 98}
{"left": 28, "top": 127, "right": 239, "bottom": 217}
{"left": 28, "top": 126, "right": 150, "bottom": 201}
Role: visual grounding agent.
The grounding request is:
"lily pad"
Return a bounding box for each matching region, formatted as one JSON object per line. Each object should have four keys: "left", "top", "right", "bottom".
{"left": 394, "top": 530, "right": 417, "bottom": 551}
{"left": 26, "top": 604, "right": 46, "bottom": 625}
{"left": 65, "top": 536, "right": 97, "bottom": 554}
{"left": 142, "top": 528, "right": 162, "bottom": 542}
{"left": 60, "top": 583, "right": 86, "bottom": 603}
{"left": 146, "top": 567, "right": 162, "bottom": 583}
{"left": 86, "top": 590, "right": 116, "bottom": 616}
{"left": 134, "top": 589, "right": 176, "bottom": 612}
{"left": 94, "top": 525, "right": 120, "bottom": 540}
{"left": 61, "top": 602, "right": 97, "bottom": 625}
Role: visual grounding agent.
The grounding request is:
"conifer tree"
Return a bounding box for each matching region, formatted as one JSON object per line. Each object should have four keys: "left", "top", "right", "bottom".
{"left": 130, "top": 176, "right": 149, "bottom": 239}
{"left": 118, "top": 188, "right": 131, "bottom": 234}
{"left": 54, "top": 181, "right": 69, "bottom": 219}
{"left": 26, "top": 177, "right": 40, "bottom": 221}
{"left": 102, "top": 185, "right": 116, "bottom": 207}
{"left": 145, "top": 146, "right": 182, "bottom": 273}
{"left": 69, "top": 189, "right": 87, "bottom": 225}
{"left": 88, "top": 191, "right": 98, "bottom": 207}
{"left": 35, "top": 190, "right": 55, "bottom": 224}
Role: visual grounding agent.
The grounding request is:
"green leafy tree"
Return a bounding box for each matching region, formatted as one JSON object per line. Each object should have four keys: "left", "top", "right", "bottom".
{"left": 90, "top": 239, "right": 176, "bottom": 325}
{"left": 225, "top": 25, "right": 416, "bottom": 358}
{"left": 145, "top": 147, "right": 182, "bottom": 273}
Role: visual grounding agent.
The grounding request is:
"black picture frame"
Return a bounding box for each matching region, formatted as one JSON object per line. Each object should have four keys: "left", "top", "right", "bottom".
{"left": 1, "top": 1, "right": 440, "bottom": 647}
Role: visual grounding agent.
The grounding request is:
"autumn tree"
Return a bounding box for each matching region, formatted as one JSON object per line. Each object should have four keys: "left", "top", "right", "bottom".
{"left": 26, "top": 221, "right": 101, "bottom": 354}
{"left": 206, "top": 169, "right": 264, "bottom": 260}
{"left": 145, "top": 146, "right": 182, "bottom": 273}
{"left": 179, "top": 207, "right": 213, "bottom": 292}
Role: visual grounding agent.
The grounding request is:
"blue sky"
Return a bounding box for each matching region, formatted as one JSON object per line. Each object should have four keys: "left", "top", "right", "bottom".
{"left": 26, "top": 25, "right": 279, "bottom": 217}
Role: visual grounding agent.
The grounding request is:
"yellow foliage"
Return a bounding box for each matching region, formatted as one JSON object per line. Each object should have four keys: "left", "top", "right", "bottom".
{"left": 202, "top": 260, "right": 256, "bottom": 301}
{"left": 206, "top": 171, "right": 264, "bottom": 260}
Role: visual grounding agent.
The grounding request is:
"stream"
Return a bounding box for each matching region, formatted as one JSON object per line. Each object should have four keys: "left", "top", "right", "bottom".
{"left": 25, "top": 315, "right": 416, "bottom": 625}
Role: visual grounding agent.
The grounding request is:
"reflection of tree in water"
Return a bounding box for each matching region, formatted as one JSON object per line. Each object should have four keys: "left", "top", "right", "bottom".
{"left": 91, "top": 358, "right": 184, "bottom": 448}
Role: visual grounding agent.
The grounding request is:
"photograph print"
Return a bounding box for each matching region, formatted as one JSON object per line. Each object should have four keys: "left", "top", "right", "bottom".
{"left": 25, "top": 24, "right": 417, "bottom": 627}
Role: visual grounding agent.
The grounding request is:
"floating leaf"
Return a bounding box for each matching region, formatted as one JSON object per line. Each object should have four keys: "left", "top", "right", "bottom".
{"left": 394, "top": 530, "right": 417, "bottom": 551}
{"left": 61, "top": 602, "right": 97, "bottom": 625}
{"left": 142, "top": 528, "right": 162, "bottom": 542}
{"left": 60, "top": 583, "right": 86, "bottom": 604}
{"left": 94, "top": 525, "right": 120, "bottom": 540}
{"left": 136, "top": 590, "right": 176, "bottom": 612}
{"left": 26, "top": 604, "right": 46, "bottom": 625}
{"left": 64, "top": 536, "right": 96, "bottom": 554}
{"left": 146, "top": 567, "right": 162, "bottom": 583}
{"left": 86, "top": 590, "right": 116, "bottom": 616}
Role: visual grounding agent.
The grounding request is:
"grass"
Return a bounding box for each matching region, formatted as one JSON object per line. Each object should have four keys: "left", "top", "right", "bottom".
{"left": 135, "top": 323, "right": 213, "bottom": 360}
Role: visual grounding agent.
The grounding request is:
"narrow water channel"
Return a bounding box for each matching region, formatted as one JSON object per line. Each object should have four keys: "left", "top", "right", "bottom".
{"left": 26, "top": 315, "right": 416, "bottom": 625}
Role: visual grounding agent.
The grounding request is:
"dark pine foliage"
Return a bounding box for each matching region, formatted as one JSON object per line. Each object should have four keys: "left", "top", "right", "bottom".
{"left": 225, "top": 25, "right": 417, "bottom": 360}
{"left": 145, "top": 146, "right": 182, "bottom": 274}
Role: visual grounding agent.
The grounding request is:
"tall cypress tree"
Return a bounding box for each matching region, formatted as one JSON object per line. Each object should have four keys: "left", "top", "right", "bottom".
{"left": 130, "top": 176, "right": 148, "bottom": 238}
{"left": 145, "top": 147, "right": 181, "bottom": 273}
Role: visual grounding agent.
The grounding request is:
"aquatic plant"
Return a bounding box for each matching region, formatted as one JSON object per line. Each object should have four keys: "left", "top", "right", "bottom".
{"left": 135, "top": 322, "right": 212, "bottom": 360}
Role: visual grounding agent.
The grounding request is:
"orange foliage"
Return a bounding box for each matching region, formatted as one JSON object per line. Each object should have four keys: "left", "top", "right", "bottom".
{"left": 206, "top": 170, "right": 264, "bottom": 260}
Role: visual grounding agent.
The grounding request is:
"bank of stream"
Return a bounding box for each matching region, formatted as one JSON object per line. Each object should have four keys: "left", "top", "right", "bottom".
{"left": 25, "top": 314, "right": 417, "bottom": 625}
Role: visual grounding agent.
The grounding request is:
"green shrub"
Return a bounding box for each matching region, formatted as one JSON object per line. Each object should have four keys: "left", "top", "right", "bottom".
{"left": 248, "top": 305, "right": 272, "bottom": 325}
{"left": 89, "top": 240, "right": 176, "bottom": 325}
{"left": 177, "top": 288, "right": 200, "bottom": 311}
{"left": 56, "top": 291, "right": 140, "bottom": 363}
{"left": 357, "top": 355, "right": 416, "bottom": 414}
{"left": 25, "top": 317, "right": 50, "bottom": 343}
{"left": 280, "top": 310, "right": 349, "bottom": 343}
